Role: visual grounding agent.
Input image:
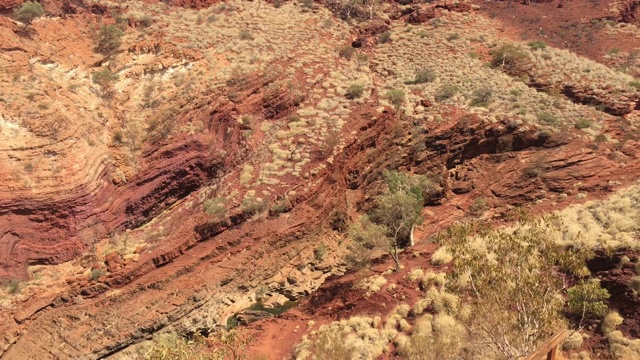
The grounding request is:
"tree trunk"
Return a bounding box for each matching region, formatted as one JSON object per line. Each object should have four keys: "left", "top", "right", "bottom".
{"left": 392, "top": 249, "right": 400, "bottom": 272}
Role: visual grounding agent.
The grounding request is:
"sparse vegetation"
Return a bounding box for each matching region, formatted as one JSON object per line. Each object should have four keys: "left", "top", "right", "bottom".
{"left": 468, "top": 197, "right": 487, "bottom": 217}
{"left": 314, "top": 244, "right": 327, "bottom": 261}
{"left": 537, "top": 112, "right": 559, "bottom": 125}
{"left": 96, "top": 25, "right": 124, "bottom": 54}
{"left": 575, "top": 118, "right": 592, "bottom": 129}
{"left": 14, "top": 0, "right": 44, "bottom": 28}
{"left": 338, "top": 45, "right": 355, "bottom": 59}
{"left": 348, "top": 171, "right": 426, "bottom": 271}
{"left": 355, "top": 53, "right": 369, "bottom": 69}
{"left": 346, "top": 84, "right": 364, "bottom": 99}
{"left": 3, "top": 279, "right": 20, "bottom": 295}
{"left": 204, "top": 197, "right": 227, "bottom": 219}
{"left": 92, "top": 68, "right": 118, "bottom": 94}
{"left": 567, "top": 279, "right": 610, "bottom": 319}
{"left": 138, "top": 15, "right": 153, "bottom": 27}
{"left": 378, "top": 31, "right": 391, "bottom": 43}
{"left": 446, "top": 33, "right": 460, "bottom": 41}
{"left": 435, "top": 84, "right": 459, "bottom": 101}
{"left": 89, "top": 268, "right": 105, "bottom": 282}
{"left": 528, "top": 40, "right": 547, "bottom": 50}
{"left": 241, "top": 196, "right": 268, "bottom": 216}
{"left": 239, "top": 29, "right": 254, "bottom": 40}
{"left": 386, "top": 89, "right": 406, "bottom": 111}
{"left": 412, "top": 68, "right": 436, "bottom": 84}
{"left": 434, "top": 216, "right": 592, "bottom": 359}
{"left": 470, "top": 86, "right": 493, "bottom": 107}
{"left": 490, "top": 44, "right": 528, "bottom": 71}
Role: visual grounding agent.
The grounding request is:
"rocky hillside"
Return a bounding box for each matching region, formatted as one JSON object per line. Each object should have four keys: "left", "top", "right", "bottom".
{"left": 1, "top": 0, "right": 640, "bottom": 359}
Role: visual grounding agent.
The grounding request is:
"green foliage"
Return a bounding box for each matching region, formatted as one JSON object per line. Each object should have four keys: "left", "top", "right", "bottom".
{"left": 386, "top": 89, "right": 406, "bottom": 111}
{"left": 629, "top": 80, "right": 640, "bottom": 89}
{"left": 355, "top": 53, "right": 369, "bottom": 69}
{"left": 412, "top": 68, "right": 436, "bottom": 84}
{"left": 347, "top": 215, "right": 387, "bottom": 269}
{"left": 537, "top": 112, "right": 559, "bottom": 125}
{"left": 97, "top": 25, "right": 124, "bottom": 54}
{"left": 346, "top": 84, "right": 365, "bottom": 99}
{"left": 435, "top": 216, "right": 592, "bottom": 358}
{"left": 89, "top": 268, "right": 105, "bottom": 282}
{"left": 314, "top": 244, "right": 327, "bottom": 261}
{"left": 338, "top": 45, "right": 355, "bottom": 59}
{"left": 143, "top": 332, "right": 237, "bottom": 360}
{"left": 138, "top": 15, "right": 153, "bottom": 27}
{"left": 468, "top": 197, "right": 487, "bottom": 217}
{"left": 528, "top": 40, "right": 547, "bottom": 50}
{"left": 435, "top": 84, "right": 459, "bottom": 101}
{"left": 4, "top": 279, "right": 20, "bottom": 295}
{"left": 470, "top": 86, "right": 493, "bottom": 107}
{"left": 92, "top": 68, "right": 118, "bottom": 89}
{"left": 204, "top": 197, "right": 226, "bottom": 219}
{"left": 567, "top": 279, "right": 610, "bottom": 319}
{"left": 14, "top": 1, "right": 44, "bottom": 26}
{"left": 348, "top": 171, "right": 430, "bottom": 270}
{"left": 239, "top": 29, "right": 254, "bottom": 40}
{"left": 446, "top": 33, "right": 460, "bottom": 41}
{"left": 574, "top": 118, "right": 592, "bottom": 130}
{"left": 241, "top": 196, "right": 267, "bottom": 216}
{"left": 378, "top": 31, "right": 391, "bottom": 43}
{"left": 490, "top": 44, "right": 528, "bottom": 70}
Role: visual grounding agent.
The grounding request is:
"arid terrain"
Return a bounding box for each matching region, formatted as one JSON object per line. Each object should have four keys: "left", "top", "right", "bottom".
{"left": 1, "top": 0, "right": 640, "bottom": 358}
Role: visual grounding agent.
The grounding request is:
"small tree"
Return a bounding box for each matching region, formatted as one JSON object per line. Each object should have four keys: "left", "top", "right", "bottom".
{"left": 346, "top": 84, "right": 365, "bottom": 99}
{"left": 412, "top": 68, "right": 436, "bottom": 84}
{"left": 567, "top": 279, "right": 610, "bottom": 319}
{"left": 97, "top": 25, "right": 124, "bottom": 54}
{"left": 386, "top": 89, "right": 405, "bottom": 112}
{"left": 435, "top": 216, "right": 592, "bottom": 359}
{"left": 14, "top": 1, "right": 44, "bottom": 28}
{"left": 349, "top": 171, "right": 425, "bottom": 271}
{"left": 92, "top": 68, "right": 118, "bottom": 95}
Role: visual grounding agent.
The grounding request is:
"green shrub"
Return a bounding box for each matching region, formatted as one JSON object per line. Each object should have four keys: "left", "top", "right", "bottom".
{"left": 378, "top": 31, "right": 391, "bottom": 43}
{"left": 523, "top": 166, "right": 543, "bottom": 178}
{"left": 138, "top": 15, "right": 153, "bottom": 27}
{"left": 239, "top": 29, "right": 254, "bottom": 40}
{"left": 89, "top": 268, "right": 105, "bottom": 282}
{"left": 574, "top": 118, "right": 592, "bottom": 130}
{"left": 413, "top": 68, "right": 436, "bottom": 84}
{"left": 490, "top": 44, "right": 528, "bottom": 70}
{"left": 346, "top": 84, "right": 365, "bottom": 99}
{"left": 301, "top": 0, "right": 313, "bottom": 9}
{"left": 386, "top": 89, "right": 406, "bottom": 111}
{"left": 470, "top": 87, "right": 493, "bottom": 107}
{"left": 314, "top": 244, "right": 327, "bottom": 261}
{"left": 204, "top": 197, "right": 226, "bottom": 219}
{"left": 338, "top": 45, "right": 355, "bottom": 59}
{"left": 4, "top": 279, "right": 20, "bottom": 295}
{"left": 567, "top": 279, "right": 610, "bottom": 319}
{"left": 468, "top": 198, "right": 487, "bottom": 217}
{"left": 537, "top": 112, "right": 559, "bottom": 125}
{"left": 14, "top": 0, "right": 44, "bottom": 27}
{"left": 528, "top": 40, "right": 547, "bottom": 50}
{"left": 629, "top": 80, "right": 640, "bottom": 89}
{"left": 96, "top": 25, "right": 124, "bottom": 54}
{"left": 355, "top": 53, "right": 369, "bottom": 69}
{"left": 241, "top": 196, "right": 267, "bottom": 216}
{"left": 446, "top": 33, "right": 460, "bottom": 41}
{"left": 435, "top": 84, "right": 459, "bottom": 101}
{"left": 92, "top": 68, "right": 118, "bottom": 90}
